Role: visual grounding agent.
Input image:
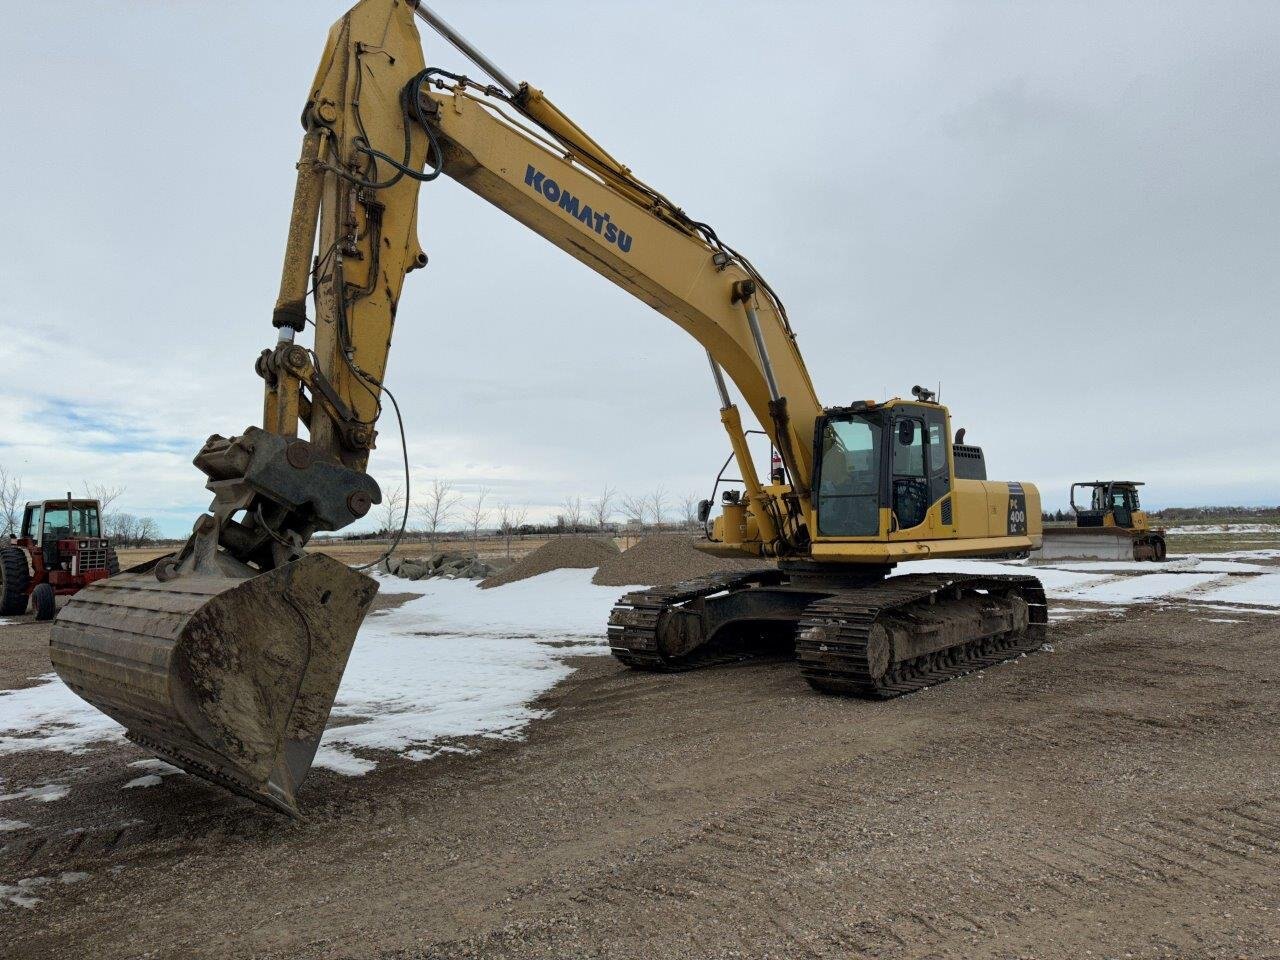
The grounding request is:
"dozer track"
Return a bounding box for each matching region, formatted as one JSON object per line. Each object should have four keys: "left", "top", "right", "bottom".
{"left": 609, "top": 570, "right": 1047, "bottom": 698}
{"left": 796, "top": 573, "right": 1047, "bottom": 697}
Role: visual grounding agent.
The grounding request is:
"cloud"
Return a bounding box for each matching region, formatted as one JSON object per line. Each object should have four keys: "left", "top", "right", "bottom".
{"left": 2, "top": 1, "right": 1276, "bottom": 537}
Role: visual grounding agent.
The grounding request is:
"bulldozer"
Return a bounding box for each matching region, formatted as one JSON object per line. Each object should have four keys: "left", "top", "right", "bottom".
{"left": 51, "top": 0, "right": 1047, "bottom": 817}
{"left": 2, "top": 495, "right": 120, "bottom": 621}
{"left": 1036, "top": 481, "right": 1167, "bottom": 561}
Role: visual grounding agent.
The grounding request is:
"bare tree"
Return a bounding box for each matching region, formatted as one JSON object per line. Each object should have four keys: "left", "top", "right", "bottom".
{"left": 620, "top": 494, "right": 649, "bottom": 527}
{"left": 590, "top": 485, "right": 616, "bottom": 531}
{"left": 135, "top": 517, "right": 161, "bottom": 547}
{"left": 376, "top": 484, "right": 406, "bottom": 538}
{"left": 84, "top": 483, "right": 125, "bottom": 515}
{"left": 465, "top": 487, "right": 491, "bottom": 540}
{"left": 681, "top": 493, "right": 702, "bottom": 528}
{"left": 416, "top": 477, "right": 461, "bottom": 542}
{"left": 496, "top": 502, "right": 529, "bottom": 559}
{"left": 561, "top": 495, "right": 585, "bottom": 534}
{"left": 106, "top": 513, "right": 138, "bottom": 544}
{"left": 0, "top": 466, "right": 22, "bottom": 538}
{"left": 647, "top": 486, "right": 668, "bottom": 528}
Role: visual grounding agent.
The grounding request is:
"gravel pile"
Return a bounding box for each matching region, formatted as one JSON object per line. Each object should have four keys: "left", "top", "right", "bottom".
{"left": 479, "top": 537, "right": 620, "bottom": 589}
{"left": 380, "top": 552, "right": 494, "bottom": 582}
{"left": 591, "top": 535, "right": 772, "bottom": 587}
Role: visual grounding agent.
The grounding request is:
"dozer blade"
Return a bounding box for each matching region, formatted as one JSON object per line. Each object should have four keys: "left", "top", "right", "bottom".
{"left": 1036, "top": 527, "right": 1144, "bottom": 561}
{"left": 49, "top": 553, "right": 378, "bottom": 817}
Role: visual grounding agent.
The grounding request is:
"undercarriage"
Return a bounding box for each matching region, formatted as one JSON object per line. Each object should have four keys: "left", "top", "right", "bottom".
{"left": 608, "top": 565, "right": 1047, "bottom": 697}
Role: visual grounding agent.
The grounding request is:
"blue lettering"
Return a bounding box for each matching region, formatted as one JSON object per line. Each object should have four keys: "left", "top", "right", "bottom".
{"left": 521, "top": 164, "right": 633, "bottom": 254}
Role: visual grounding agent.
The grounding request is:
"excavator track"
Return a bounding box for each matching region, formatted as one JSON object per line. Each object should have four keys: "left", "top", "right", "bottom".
{"left": 607, "top": 569, "right": 777, "bottom": 671}
{"left": 796, "top": 573, "right": 1047, "bottom": 698}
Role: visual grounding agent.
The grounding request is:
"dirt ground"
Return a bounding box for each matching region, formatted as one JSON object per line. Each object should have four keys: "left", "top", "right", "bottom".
{"left": 3, "top": 595, "right": 1279, "bottom": 959}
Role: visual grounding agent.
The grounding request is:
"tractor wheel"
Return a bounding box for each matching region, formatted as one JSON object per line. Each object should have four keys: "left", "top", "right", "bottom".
{"left": 32, "top": 582, "right": 56, "bottom": 622}
{"left": 1152, "top": 536, "right": 1167, "bottom": 562}
{"left": 105, "top": 547, "right": 121, "bottom": 577}
{"left": 0, "top": 546, "right": 30, "bottom": 616}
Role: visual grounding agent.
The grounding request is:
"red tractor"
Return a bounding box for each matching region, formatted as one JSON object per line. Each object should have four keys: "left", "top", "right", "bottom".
{"left": 1, "top": 495, "right": 120, "bottom": 621}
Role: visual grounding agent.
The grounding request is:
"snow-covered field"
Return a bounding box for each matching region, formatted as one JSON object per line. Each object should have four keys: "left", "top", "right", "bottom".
{"left": 313, "top": 569, "right": 631, "bottom": 774}
{"left": 0, "top": 554, "right": 1278, "bottom": 815}
{"left": 1167, "top": 523, "right": 1279, "bottom": 535}
{"left": 0, "top": 569, "right": 638, "bottom": 784}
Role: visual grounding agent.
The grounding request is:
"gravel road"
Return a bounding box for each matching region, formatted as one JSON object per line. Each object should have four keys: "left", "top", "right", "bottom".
{"left": 3, "top": 602, "right": 1279, "bottom": 959}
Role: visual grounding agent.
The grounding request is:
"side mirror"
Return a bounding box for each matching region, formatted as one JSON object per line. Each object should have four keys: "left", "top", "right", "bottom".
{"left": 696, "top": 499, "right": 713, "bottom": 523}
{"left": 897, "top": 420, "right": 916, "bottom": 446}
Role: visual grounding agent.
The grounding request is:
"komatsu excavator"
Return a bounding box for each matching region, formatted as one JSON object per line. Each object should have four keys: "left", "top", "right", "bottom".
{"left": 51, "top": 0, "right": 1046, "bottom": 816}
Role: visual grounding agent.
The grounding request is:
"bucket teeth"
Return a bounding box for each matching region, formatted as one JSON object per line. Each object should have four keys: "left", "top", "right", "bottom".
{"left": 50, "top": 553, "right": 378, "bottom": 816}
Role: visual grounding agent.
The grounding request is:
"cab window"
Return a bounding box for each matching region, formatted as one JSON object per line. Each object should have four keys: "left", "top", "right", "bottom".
{"left": 21, "top": 506, "right": 39, "bottom": 540}
{"left": 817, "top": 417, "right": 881, "bottom": 536}
{"left": 926, "top": 412, "right": 950, "bottom": 504}
{"left": 41, "top": 505, "right": 100, "bottom": 540}
{"left": 892, "top": 417, "right": 929, "bottom": 529}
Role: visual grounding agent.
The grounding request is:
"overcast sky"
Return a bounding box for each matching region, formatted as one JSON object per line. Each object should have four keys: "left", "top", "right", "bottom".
{"left": 2, "top": 1, "right": 1277, "bottom": 535}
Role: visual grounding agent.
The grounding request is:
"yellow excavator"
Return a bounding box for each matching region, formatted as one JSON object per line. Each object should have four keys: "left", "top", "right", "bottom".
{"left": 50, "top": 0, "right": 1046, "bottom": 816}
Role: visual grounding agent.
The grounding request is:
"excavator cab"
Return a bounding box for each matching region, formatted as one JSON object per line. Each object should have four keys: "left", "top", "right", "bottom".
{"left": 809, "top": 399, "right": 1031, "bottom": 552}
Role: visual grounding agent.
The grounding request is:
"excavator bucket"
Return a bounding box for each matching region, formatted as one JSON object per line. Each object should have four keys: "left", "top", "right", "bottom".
{"left": 49, "top": 553, "right": 378, "bottom": 816}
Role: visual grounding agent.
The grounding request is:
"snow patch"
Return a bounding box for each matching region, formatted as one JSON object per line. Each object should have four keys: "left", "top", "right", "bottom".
{"left": 1167, "top": 523, "right": 1278, "bottom": 535}
{"left": 0, "top": 818, "right": 31, "bottom": 832}
{"left": 0, "top": 675, "right": 126, "bottom": 756}
{"left": 1041, "top": 558, "right": 1273, "bottom": 575}
{"left": 127, "top": 758, "right": 182, "bottom": 776}
{"left": 314, "top": 569, "right": 634, "bottom": 775}
{"left": 1066, "top": 572, "right": 1224, "bottom": 605}
{"left": 122, "top": 775, "right": 163, "bottom": 790}
{"left": 0, "top": 877, "right": 50, "bottom": 910}
{"left": 1199, "top": 574, "right": 1280, "bottom": 607}
{"left": 0, "top": 783, "right": 70, "bottom": 803}
{"left": 0, "top": 873, "right": 85, "bottom": 911}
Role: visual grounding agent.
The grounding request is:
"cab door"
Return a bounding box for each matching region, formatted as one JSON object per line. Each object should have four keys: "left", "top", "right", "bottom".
{"left": 21, "top": 505, "right": 42, "bottom": 543}
{"left": 1111, "top": 489, "right": 1133, "bottom": 528}
{"left": 889, "top": 415, "right": 929, "bottom": 532}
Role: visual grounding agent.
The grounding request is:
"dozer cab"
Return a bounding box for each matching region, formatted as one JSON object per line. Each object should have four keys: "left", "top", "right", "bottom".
{"left": 1036, "top": 481, "right": 1167, "bottom": 561}
{"left": 2, "top": 495, "right": 120, "bottom": 621}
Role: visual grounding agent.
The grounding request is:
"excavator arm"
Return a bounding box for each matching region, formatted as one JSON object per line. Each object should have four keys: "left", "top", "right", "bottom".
{"left": 259, "top": 0, "right": 824, "bottom": 557}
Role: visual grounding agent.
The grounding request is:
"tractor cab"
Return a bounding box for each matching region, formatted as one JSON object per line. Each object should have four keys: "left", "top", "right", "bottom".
{"left": 18, "top": 498, "right": 107, "bottom": 574}
{"left": 21, "top": 499, "right": 102, "bottom": 544}
{"left": 1, "top": 494, "right": 118, "bottom": 620}
{"left": 1070, "top": 481, "right": 1149, "bottom": 532}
